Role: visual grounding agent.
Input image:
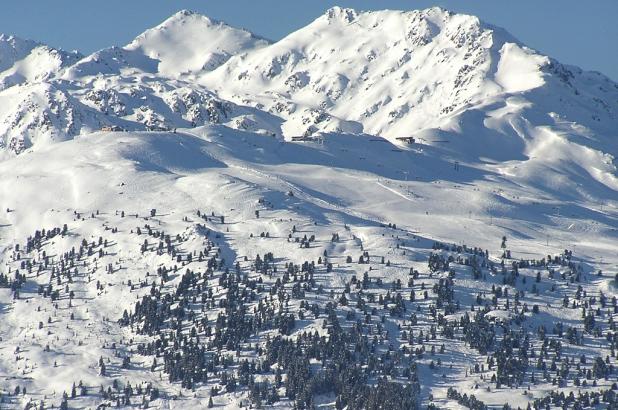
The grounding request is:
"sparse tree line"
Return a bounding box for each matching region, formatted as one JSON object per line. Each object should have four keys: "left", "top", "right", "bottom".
{"left": 0, "top": 210, "right": 617, "bottom": 410}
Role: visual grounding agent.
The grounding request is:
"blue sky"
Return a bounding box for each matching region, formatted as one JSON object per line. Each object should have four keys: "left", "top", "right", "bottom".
{"left": 2, "top": 0, "right": 617, "bottom": 81}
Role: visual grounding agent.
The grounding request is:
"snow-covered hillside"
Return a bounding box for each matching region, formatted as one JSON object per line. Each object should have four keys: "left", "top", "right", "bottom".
{"left": 0, "top": 126, "right": 616, "bottom": 409}
{"left": 0, "top": 7, "right": 617, "bottom": 410}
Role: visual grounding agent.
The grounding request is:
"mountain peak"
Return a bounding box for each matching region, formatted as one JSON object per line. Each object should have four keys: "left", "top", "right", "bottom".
{"left": 324, "top": 6, "right": 358, "bottom": 22}
{"left": 0, "top": 33, "right": 82, "bottom": 90}
{"left": 123, "top": 10, "right": 268, "bottom": 77}
{"left": 321, "top": 6, "right": 454, "bottom": 23}
{"left": 175, "top": 9, "right": 197, "bottom": 17}
{"left": 0, "top": 33, "right": 36, "bottom": 44}
{"left": 423, "top": 6, "right": 452, "bottom": 17}
{"left": 2, "top": 6, "right": 617, "bottom": 176}
{"left": 0, "top": 33, "right": 40, "bottom": 63}
{"left": 155, "top": 9, "right": 216, "bottom": 28}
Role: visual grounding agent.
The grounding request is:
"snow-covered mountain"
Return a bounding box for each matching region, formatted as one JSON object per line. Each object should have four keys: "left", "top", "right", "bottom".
{"left": 126, "top": 9, "right": 269, "bottom": 76}
{"left": 0, "top": 34, "right": 81, "bottom": 91}
{"left": 0, "top": 36, "right": 84, "bottom": 154}
{"left": 64, "top": 10, "right": 268, "bottom": 80}
{"left": 203, "top": 6, "right": 618, "bottom": 200}
{"left": 1, "top": 123, "right": 617, "bottom": 409}
{"left": 0, "top": 7, "right": 614, "bottom": 176}
{"left": 0, "top": 10, "right": 273, "bottom": 158}
{"left": 0, "top": 7, "right": 617, "bottom": 410}
{"left": 0, "top": 7, "right": 616, "bottom": 162}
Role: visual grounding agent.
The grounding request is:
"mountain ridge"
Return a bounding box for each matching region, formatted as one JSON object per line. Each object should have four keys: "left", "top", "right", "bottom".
{"left": 0, "top": 7, "right": 615, "bottom": 163}
{"left": 0, "top": 33, "right": 82, "bottom": 91}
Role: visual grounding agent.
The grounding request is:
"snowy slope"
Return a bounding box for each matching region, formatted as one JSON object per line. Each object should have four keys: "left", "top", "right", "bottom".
{"left": 0, "top": 7, "right": 618, "bottom": 410}
{"left": 0, "top": 126, "right": 616, "bottom": 409}
{"left": 126, "top": 10, "right": 269, "bottom": 76}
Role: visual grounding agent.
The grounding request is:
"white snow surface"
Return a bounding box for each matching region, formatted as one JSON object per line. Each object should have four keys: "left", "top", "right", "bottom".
{"left": 126, "top": 10, "right": 269, "bottom": 77}
{"left": 0, "top": 125, "right": 616, "bottom": 408}
{"left": 0, "top": 34, "right": 81, "bottom": 92}
{"left": 0, "top": 7, "right": 614, "bottom": 161}
{"left": 0, "top": 6, "right": 617, "bottom": 410}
